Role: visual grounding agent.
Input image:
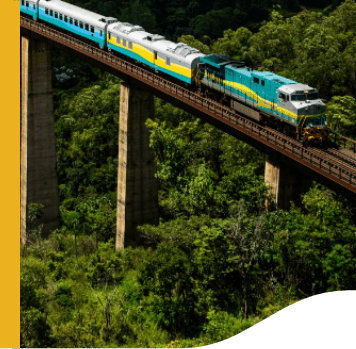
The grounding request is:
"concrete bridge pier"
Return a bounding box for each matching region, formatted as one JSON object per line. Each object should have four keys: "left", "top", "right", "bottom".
{"left": 116, "top": 82, "right": 159, "bottom": 249}
{"left": 265, "top": 155, "right": 312, "bottom": 211}
{"left": 21, "top": 35, "right": 60, "bottom": 242}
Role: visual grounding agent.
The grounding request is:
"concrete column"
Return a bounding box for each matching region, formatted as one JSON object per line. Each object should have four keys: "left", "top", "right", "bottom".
{"left": 116, "top": 82, "right": 159, "bottom": 249}
{"left": 265, "top": 156, "right": 312, "bottom": 211}
{"left": 21, "top": 36, "right": 60, "bottom": 243}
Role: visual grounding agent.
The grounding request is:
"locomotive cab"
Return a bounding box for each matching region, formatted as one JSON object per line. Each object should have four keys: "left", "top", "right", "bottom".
{"left": 277, "top": 84, "right": 328, "bottom": 145}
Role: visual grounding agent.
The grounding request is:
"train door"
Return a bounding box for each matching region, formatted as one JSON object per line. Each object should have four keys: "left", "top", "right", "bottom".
{"left": 253, "top": 76, "right": 260, "bottom": 108}
{"left": 260, "top": 79, "right": 265, "bottom": 109}
{"left": 154, "top": 51, "right": 157, "bottom": 69}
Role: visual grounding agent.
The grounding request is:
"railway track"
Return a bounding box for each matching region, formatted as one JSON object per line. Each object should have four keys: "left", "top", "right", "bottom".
{"left": 326, "top": 147, "right": 356, "bottom": 168}
{"left": 264, "top": 126, "right": 356, "bottom": 180}
{"left": 21, "top": 15, "right": 356, "bottom": 196}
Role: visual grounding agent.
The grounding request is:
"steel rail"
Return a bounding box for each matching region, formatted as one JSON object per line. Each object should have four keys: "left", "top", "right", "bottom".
{"left": 20, "top": 15, "right": 356, "bottom": 195}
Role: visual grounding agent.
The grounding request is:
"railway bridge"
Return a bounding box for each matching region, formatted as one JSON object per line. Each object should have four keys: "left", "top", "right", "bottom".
{"left": 20, "top": 15, "right": 356, "bottom": 249}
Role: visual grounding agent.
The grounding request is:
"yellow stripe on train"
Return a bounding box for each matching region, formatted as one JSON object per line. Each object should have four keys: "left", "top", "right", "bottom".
{"left": 107, "top": 36, "right": 191, "bottom": 79}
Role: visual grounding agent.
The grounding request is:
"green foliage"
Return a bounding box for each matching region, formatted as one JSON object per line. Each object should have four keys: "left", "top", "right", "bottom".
{"left": 269, "top": 185, "right": 356, "bottom": 296}
{"left": 240, "top": 0, "right": 356, "bottom": 100}
{"left": 146, "top": 104, "right": 269, "bottom": 221}
{"left": 21, "top": 308, "right": 55, "bottom": 348}
{"left": 21, "top": 258, "right": 48, "bottom": 310}
{"left": 189, "top": 8, "right": 241, "bottom": 40}
{"left": 211, "top": 27, "right": 253, "bottom": 59}
{"left": 326, "top": 95, "right": 356, "bottom": 137}
{"left": 28, "top": 203, "right": 44, "bottom": 221}
{"left": 202, "top": 310, "right": 257, "bottom": 344}
{"left": 53, "top": 282, "right": 74, "bottom": 308}
{"left": 21, "top": 258, "right": 55, "bottom": 347}
{"left": 119, "top": 0, "right": 157, "bottom": 33}
{"left": 22, "top": 203, "right": 45, "bottom": 257}
{"left": 87, "top": 241, "right": 125, "bottom": 288}
{"left": 178, "top": 35, "right": 210, "bottom": 54}
{"left": 21, "top": 1, "right": 356, "bottom": 346}
{"left": 138, "top": 242, "right": 202, "bottom": 337}
{"left": 193, "top": 221, "right": 244, "bottom": 312}
{"left": 55, "top": 78, "right": 121, "bottom": 200}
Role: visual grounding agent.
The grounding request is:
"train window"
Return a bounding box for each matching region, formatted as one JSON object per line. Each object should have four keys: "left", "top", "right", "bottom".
{"left": 74, "top": 20, "right": 78, "bottom": 26}
{"left": 33, "top": 4, "right": 36, "bottom": 9}
{"left": 79, "top": 22, "right": 83, "bottom": 29}
{"left": 85, "top": 24, "right": 89, "bottom": 31}
{"left": 154, "top": 51, "right": 157, "bottom": 60}
{"left": 100, "top": 30, "right": 103, "bottom": 36}
{"left": 50, "top": 10, "right": 53, "bottom": 16}
{"left": 55, "top": 12, "right": 58, "bottom": 19}
{"left": 123, "top": 38, "right": 126, "bottom": 46}
{"left": 278, "top": 92, "right": 286, "bottom": 100}
{"left": 59, "top": 14, "right": 63, "bottom": 20}
{"left": 261, "top": 80, "right": 265, "bottom": 86}
{"left": 45, "top": 8, "right": 48, "bottom": 14}
{"left": 291, "top": 95, "right": 306, "bottom": 101}
{"left": 90, "top": 26, "right": 94, "bottom": 33}
{"left": 21, "top": 0, "right": 24, "bottom": 5}
{"left": 69, "top": 18, "right": 73, "bottom": 24}
{"left": 286, "top": 95, "right": 289, "bottom": 101}
{"left": 253, "top": 77, "right": 259, "bottom": 84}
{"left": 25, "top": 1, "right": 28, "bottom": 7}
{"left": 64, "top": 16, "right": 67, "bottom": 22}
{"left": 308, "top": 92, "right": 319, "bottom": 100}
{"left": 108, "top": 32, "right": 111, "bottom": 40}
{"left": 166, "top": 56, "right": 171, "bottom": 66}
{"left": 129, "top": 41, "right": 133, "bottom": 49}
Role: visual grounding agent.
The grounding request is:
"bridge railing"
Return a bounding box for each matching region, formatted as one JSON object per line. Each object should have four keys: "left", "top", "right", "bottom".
{"left": 21, "top": 16, "right": 356, "bottom": 191}
{"left": 331, "top": 132, "right": 356, "bottom": 154}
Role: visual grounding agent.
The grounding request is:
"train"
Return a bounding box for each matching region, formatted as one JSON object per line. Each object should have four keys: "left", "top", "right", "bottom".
{"left": 21, "top": 0, "right": 329, "bottom": 145}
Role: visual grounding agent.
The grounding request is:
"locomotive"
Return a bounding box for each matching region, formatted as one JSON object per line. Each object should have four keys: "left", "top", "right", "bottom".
{"left": 21, "top": 0, "right": 329, "bottom": 145}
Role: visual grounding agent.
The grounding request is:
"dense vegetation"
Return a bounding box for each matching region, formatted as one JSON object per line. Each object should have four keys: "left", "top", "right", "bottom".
{"left": 21, "top": 1, "right": 356, "bottom": 347}
{"left": 61, "top": 0, "right": 345, "bottom": 40}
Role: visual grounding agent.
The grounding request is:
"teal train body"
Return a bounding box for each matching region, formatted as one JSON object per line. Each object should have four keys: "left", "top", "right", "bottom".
{"left": 199, "top": 54, "right": 327, "bottom": 132}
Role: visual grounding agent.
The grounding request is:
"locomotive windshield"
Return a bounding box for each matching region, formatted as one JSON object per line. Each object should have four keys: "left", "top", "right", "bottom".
{"left": 307, "top": 92, "right": 319, "bottom": 100}
{"left": 291, "top": 92, "right": 319, "bottom": 101}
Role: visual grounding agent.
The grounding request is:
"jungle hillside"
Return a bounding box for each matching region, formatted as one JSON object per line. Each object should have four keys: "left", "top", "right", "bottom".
{"left": 21, "top": 0, "right": 356, "bottom": 347}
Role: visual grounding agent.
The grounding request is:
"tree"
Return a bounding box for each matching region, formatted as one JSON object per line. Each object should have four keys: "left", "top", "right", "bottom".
{"left": 193, "top": 220, "right": 244, "bottom": 313}
{"left": 326, "top": 95, "right": 356, "bottom": 138}
{"left": 119, "top": 0, "right": 157, "bottom": 33}
{"left": 138, "top": 241, "right": 201, "bottom": 337}
{"left": 211, "top": 27, "right": 252, "bottom": 59}
{"left": 87, "top": 243, "right": 124, "bottom": 342}
{"left": 189, "top": 8, "right": 236, "bottom": 40}
{"left": 269, "top": 185, "right": 356, "bottom": 296}
{"left": 22, "top": 203, "right": 44, "bottom": 257}
{"left": 178, "top": 35, "right": 210, "bottom": 54}
{"left": 228, "top": 205, "right": 272, "bottom": 318}
{"left": 21, "top": 257, "right": 55, "bottom": 347}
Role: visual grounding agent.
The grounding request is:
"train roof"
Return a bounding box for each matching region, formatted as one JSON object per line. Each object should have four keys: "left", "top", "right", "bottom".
{"left": 39, "top": 0, "right": 117, "bottom": 27}
{"left": 251, "top": 71, "right": 297, "bottom": 85}
{"left": 225, "top": 64, "right": 298, "bottom": 85}
{"left": 202, "top": 54, "right": 298, "bottom": 87}
{"left": 107, "top": 22, "right": 205, "bottom": 64}
{"left": 200, "top": 54, "right": 245, "bottom": 68}
{"left": 279, "top": 83, "right": 316, "bottom": 94}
